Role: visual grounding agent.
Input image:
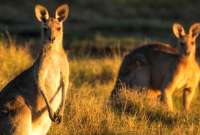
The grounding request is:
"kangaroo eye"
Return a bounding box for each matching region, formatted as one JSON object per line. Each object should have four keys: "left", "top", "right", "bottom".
{"left": 43, "top": 27, "right": 48, "bottom": 32}
{"left": 180, "top": 42, "right": 185, "bottom": 46}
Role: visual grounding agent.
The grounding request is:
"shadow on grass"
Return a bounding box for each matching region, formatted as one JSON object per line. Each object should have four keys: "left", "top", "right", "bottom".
{"left": 109, "top": 90, "right": 178, "bottom": 128}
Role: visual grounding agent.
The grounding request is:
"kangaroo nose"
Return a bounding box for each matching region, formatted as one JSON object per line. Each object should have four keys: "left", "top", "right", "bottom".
{"left": 185, "top": 51, "right": 190, "bottom": 56}
{"left": 49, "top": 37, "right": 55, "bottom": 43}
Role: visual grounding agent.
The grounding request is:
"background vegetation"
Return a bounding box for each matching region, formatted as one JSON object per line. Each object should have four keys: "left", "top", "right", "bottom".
{"left": 1, "top": 0, "right": 200, "bottom": 135}
{"left": 0, "top": 0, "right": 200, "bottom": 51}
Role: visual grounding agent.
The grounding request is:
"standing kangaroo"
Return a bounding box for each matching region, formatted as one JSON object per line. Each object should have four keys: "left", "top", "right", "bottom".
{"left": 111, "top": 23, "right": 200, "bottom": 106}
{"left": 161, "top": 23, "right": 200, "bottom": 111}
{"left": 0, "top": 4, "right": 69, "bottom": 135}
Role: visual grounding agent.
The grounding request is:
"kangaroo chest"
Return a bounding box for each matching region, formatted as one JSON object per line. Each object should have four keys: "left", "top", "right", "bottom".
{"left": 175, "top": 58, "right": 199, "bottom": 89}
{"left": 34, "top": 51, "right": 64, "bottom": 114}
{"left": 39, "top": 53, "right": 62, "bottom": 93}
{"left": 32, "top": 52, "right": 64, "bottom": 134}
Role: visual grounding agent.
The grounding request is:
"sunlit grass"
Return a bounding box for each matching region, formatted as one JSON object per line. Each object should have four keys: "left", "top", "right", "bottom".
{"left": 0, "top": 40, "right": 33, "bottom": 89}
{"left": 1, "top": 40, "right": 200, "bottom": 135}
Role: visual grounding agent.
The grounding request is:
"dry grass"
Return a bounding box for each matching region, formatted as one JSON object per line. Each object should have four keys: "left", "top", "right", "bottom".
{"left": 1, "top": 41, "right": 200, "bottom": 135}
{"left": 0, "top": 40, "right": 33, "bottom": 89}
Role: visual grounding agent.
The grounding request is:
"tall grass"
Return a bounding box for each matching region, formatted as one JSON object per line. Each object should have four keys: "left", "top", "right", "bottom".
{"left": 1, "top": 40, "right": 200, "bottom": 135}
{"left": 0, "top": 40, "right": 33, "bottom": 89}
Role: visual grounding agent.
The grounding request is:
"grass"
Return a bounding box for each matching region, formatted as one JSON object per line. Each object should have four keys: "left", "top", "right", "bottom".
{"left": 0, "top": 39, "right": 32, "bottom": 89}
{"left": 1, "top": 40, "right": 200, "bottom": 135}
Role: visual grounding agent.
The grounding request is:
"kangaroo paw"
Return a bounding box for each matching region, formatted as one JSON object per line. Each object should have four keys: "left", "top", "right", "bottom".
{"left": 53, "top": 112, "right": 62, "bottom": 124}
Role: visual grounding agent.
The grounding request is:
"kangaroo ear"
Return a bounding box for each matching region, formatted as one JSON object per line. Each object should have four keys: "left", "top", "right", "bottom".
{"left": 55, "top": 4, "right": 69, "bottom": 22}
{"left": 35, "top": 4, "right": 49, "bottom": 22}
{"left": 189, "top": 23, "right": 200, "bottom": 38}
{"left": 173, "top": 23, "right": 185, "bottom": 38}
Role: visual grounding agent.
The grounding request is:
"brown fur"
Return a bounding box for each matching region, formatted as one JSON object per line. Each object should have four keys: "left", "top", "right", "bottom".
{"left": 111, "top": 24, "right": 200, "bottom": 111}
{"left": 111, "top": 43, "right": 180, "bottom": 100}
{"left": 111, "top": 24, "right": 199, "bottom": 110}
{"left": 161, "top": 23, "right": 200, "bottom": 111}
{"left": 0, "top": 4, "right": 70, "bottom": 135}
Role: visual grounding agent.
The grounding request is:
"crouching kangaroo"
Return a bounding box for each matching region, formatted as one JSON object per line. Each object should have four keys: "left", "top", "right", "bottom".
{"left": 0, "top": 4, "right": 69, "bottom": 135}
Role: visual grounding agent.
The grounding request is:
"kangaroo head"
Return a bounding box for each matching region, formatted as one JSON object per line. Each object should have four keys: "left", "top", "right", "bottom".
{"left": 173, "top": 23, "right": 200, "bottom": 57}
{"left": 35, "top": 4, "right": 69, "bottom": 45}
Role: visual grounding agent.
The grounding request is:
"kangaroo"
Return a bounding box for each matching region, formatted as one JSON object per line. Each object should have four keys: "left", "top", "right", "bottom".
{"left": 111, "top": 23, "right": 200, "bottom": 102}
{"left": 111, "top": 42, "right": 180, "bottom": 100}
{"left": 161, "top": 23, "right": 200, "bottom": 111}
{"left": 0, "top": 4, "right": 69, "bottom": 135}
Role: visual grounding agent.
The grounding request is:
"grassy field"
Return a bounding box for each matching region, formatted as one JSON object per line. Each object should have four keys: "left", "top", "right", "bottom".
{"left": 1, "top": 39, "right": 200, "bottom": 135}
{"left": 1, "top": 0, "right": 200, "bottom": 135}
